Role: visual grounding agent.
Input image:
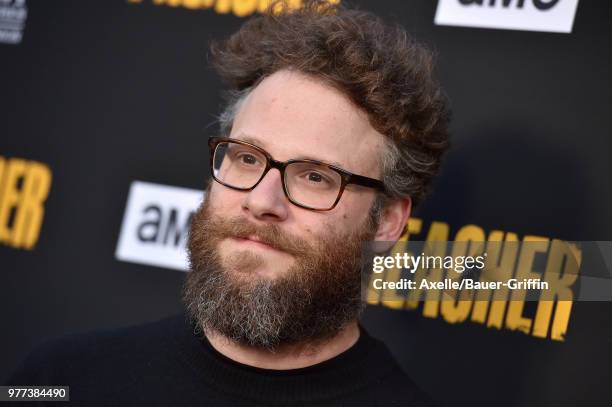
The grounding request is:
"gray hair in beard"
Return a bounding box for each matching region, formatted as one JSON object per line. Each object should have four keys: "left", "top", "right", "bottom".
{"left": 182, "top": 197, "right": 377, "bottom": 350}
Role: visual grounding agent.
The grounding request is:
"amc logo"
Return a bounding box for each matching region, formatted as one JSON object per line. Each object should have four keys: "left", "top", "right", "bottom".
{"left": 115, "top": 181, "right": 204, "bottom": 271}
{"left": 435, "top": 0, "right": 579, "bottom": 33}
{"left": 458, "top": 0, "right": 560, "bottom": 10}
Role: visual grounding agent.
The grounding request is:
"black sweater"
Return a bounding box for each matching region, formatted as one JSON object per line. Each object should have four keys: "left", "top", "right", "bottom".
{"left": 6, "top": 313, "right": 435, "bottom": 406}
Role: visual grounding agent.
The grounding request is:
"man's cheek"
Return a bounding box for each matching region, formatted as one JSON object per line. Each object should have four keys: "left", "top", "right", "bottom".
{"left": 208, "top": 182, "right": 230, "bottom": 203}
{"left": 211, "top": 190, "right": 246, "bottom": 216}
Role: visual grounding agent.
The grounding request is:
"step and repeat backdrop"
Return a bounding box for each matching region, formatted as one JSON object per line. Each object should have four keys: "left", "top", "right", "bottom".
{"left": 1, "top": 0, "right": 611, "bottom": 406}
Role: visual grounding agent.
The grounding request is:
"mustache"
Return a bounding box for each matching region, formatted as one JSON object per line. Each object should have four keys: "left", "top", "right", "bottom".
{"left": 211, "top": 216, "right": 313, "bottom": 257}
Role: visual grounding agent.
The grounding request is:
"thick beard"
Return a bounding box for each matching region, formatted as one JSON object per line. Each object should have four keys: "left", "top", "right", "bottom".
{"left": 182, "top": 197, "right": 376, "bottom": 350}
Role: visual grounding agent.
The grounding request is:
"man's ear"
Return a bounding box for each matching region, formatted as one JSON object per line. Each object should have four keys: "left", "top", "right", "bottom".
{"left": 372, "top": 197, "right": 412, "bottom": 251}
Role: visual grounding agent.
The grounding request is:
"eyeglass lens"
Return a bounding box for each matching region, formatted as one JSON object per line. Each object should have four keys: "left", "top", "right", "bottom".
{"left": 212, "top": 141, "right": 343, "bottom": 209}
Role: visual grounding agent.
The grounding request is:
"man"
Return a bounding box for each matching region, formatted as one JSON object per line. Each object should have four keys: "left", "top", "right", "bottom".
{"left": 7, "top": 1, "right": 449, "bottom": 405}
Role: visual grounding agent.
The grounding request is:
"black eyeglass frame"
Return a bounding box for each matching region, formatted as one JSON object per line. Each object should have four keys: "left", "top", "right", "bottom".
{"left": 208, "top": 136, "right": 387, "bottom": 211}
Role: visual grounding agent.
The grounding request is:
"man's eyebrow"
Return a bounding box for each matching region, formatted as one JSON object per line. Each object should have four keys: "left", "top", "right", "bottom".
{"left": 234, "top": 134, "right": 267, "bottom": 149}
{"left": 234, "top": 134, "right": 346, "bottom": 169}
{"left": 293, "top": 155, "right": 345, "bottom": 169}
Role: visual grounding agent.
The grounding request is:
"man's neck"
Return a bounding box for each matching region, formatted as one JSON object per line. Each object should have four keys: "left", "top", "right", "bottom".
{"left": 205, "top": 322, "right": 360, "bottom": 370}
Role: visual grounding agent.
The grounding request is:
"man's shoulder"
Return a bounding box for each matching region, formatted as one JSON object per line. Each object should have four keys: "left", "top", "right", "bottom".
{"left": 6, "top": 313, "right": 190, "bottom": 386}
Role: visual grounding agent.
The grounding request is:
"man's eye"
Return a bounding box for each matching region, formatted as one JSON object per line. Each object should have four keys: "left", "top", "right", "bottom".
{"left": 239, "top": 153, "right": 258, "bottom": 165}
{"left": 308, "top": 172, "right": 324, "bottom": 183}
{"left": 303, "top": 171, "right": 334, "bottom": 186}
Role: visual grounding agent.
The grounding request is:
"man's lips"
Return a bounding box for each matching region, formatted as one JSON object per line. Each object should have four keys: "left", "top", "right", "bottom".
{"left": 229, "top": 236, "right": 281, "bottom": 252}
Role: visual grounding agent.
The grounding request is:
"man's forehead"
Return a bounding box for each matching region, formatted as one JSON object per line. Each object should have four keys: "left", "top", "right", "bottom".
{"left": 229, "top": 71, "right": 385, "bottom": 176}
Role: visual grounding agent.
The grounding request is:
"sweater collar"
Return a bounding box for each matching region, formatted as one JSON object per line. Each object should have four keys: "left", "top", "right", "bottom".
{"left": 173, "top": 314, "right": 396, "bottom": 404}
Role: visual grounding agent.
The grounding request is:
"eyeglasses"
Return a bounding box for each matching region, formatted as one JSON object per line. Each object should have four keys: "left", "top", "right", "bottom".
{"left": 208, "top": 136, "right": 386, "bottom": 211}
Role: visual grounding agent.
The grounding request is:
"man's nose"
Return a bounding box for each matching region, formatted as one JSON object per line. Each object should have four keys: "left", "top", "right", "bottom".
{"left": 242, "top": 168, "right": 289, "bottom": 222}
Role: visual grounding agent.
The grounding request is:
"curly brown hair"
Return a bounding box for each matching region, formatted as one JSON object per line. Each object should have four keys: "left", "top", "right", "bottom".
{"left": 211, "top": 0, "right": 450, "bottom": 208}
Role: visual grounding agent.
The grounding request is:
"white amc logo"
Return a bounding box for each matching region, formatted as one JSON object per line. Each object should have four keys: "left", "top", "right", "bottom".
{"left": 435, "top": 0, "right": 580, "bottom": 33}
{"left": 115, "top": 181, "right": 204, "bottom": 271}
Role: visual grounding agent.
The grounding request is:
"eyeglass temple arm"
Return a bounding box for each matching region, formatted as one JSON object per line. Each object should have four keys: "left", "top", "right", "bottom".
{"left": 346, "top": 173, "right": 386, "bottom": 193}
